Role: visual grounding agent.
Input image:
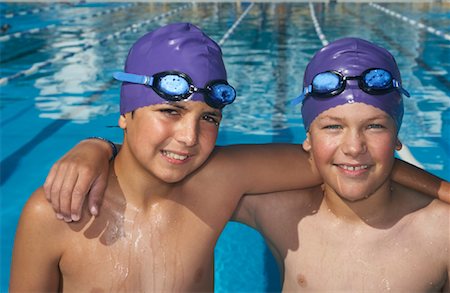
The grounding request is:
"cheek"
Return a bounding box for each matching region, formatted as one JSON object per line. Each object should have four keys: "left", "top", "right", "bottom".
{"left": 367, "top": 134, "right": 397, "bottom": 163}
{"left": 199, "top": 127, "right": 218, "bottom": 151}
{"left": 310, "top": 136, "right": 338, "bottom": 163}
{"left": 128, "top": 117, "right": 170, "bottom": 146}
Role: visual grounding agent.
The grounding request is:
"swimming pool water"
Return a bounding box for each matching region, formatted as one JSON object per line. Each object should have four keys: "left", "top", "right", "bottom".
{"left": 1, "top": 2, "right": 449, "bottom": 292}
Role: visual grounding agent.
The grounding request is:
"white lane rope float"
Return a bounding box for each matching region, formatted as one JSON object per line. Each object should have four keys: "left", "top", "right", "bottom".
{"left": 370, "top": 3, "right": 450, "bottom": 42}
{"left": 0, "top": 3, "right": 137, "bottom": 42}
{"left": 3, "top": 3, "right": 68, "bottom": 19}
{"left": 218, "top": 3, "right": 254, "bottom": 46}
{"left": 308, "top": 2, "right": 424, "bottom": 168}
{"left": 309, "top": 2, "right": 328, "bottom": 47}
{"left": 0, "top": 4, "right": 191, "bottom": 86}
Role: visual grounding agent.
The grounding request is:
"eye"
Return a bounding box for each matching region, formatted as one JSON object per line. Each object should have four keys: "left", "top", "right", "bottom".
{"left": 323, "top": 124, "right": 342, "bottom": 130}
{"left": 202, "top": 114, "right": 220, "bottom": 126}
{"left": 159, "top": 108, "right": 180, "bottom": 116}
{"left": 367, "top": 123, "right": 385, "bottom": 129}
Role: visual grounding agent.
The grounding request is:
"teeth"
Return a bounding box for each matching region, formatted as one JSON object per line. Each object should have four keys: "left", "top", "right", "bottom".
{"left": 340, "top": 165, "right": 368, "bottom": 171}
{"left": 162, "top": 150, "right": 188, "bottom": 161}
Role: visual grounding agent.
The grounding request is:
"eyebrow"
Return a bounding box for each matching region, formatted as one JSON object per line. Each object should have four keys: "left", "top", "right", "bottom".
{"left": 318, "top": 116, "right": 344, "bottom": 122}
{"left": 204, "top": 111, "right": 222, "bottom": 118}
{"left": 320, "top": 114, "right": 390, "bottom": 121}
{"left": 167, "top": 103, "right": 187, "bottom": 110}
{"left": 167, "top": 102, "right": 222, "bottom": 117}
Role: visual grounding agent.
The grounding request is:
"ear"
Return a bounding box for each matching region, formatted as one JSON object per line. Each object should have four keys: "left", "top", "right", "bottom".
{"left": 118, "top": 114, "right": 127, "bottom": 130}
{"left": 395, "top": 138, "right": 402, "bottom": 151}
{"left": 302, "top": 132, "right": 312, "bottom": 152}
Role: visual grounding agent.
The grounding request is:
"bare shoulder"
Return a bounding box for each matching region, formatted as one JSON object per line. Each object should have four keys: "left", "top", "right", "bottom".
{"left": 395, "top": 183, "right": 450, "bottom": 244}
{"left": 20, "top": 187, "right": 66, "bottom": 233}
{"left": 395, "top": 183, "right": 450, "bottom": 220}
{"left": 421, "top": 197, "right": 450, "bottom": 225}
{"left": 23, "top": 188, "right": 55, "bottom": 217}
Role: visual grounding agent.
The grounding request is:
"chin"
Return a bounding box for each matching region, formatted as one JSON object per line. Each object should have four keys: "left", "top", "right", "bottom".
{"left": 333, "top": 186, "right": 376, "bottom": 202}
{"left": 161, "top": 174, "right": 188, "bottom": 184}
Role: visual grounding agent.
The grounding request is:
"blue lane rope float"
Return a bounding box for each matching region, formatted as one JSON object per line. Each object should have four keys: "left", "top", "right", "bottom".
{"left": 308, "top": 2, "right": 424, "bottom": 168}
{"left": 0, "top": 3, "right": 137, "bottom": 42}
{"left": 370, "top": 3, "right": 450, "bottom": 42}
{"left": 0, "top": 4, "right": 191, "bottom": 86}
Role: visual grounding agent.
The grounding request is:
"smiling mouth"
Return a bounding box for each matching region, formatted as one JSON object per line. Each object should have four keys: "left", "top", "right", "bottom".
{"left": 337, "top": 164, "right": 369, "bottom": 171}
{"left": 161, "top": 150, "right": 189, "bottom": 161}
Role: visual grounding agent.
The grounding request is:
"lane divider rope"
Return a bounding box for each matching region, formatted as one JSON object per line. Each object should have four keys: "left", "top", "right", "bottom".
{"left": 218, "top": 3, "right": 254, "bottom": 46}
{"left": 309, "top": 2, "right": 328, "bottom": 47}
{"left": 370, "top": 3, "right": 450, "bottom": 42}
{"left": 3, "top": 3, "right": 67, "bottom": 19}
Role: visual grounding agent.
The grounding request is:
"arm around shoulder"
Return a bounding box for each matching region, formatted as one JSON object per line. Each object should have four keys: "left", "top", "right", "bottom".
{"left": 391, "top": 159, "right": 450, "bottom": 203}
{"left": 214, "top": 144, "right": 321, "bottom": 195}
{"left": 10, "top": 188, "right": 65, "bottom": 292}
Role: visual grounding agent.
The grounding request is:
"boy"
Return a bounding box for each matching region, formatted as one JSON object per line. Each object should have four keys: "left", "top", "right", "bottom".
{"left": 11, "top": 23, "right": 321, "bottom": 292}
{"left": 234, "top": 38, "right": 450, "bottom": 291}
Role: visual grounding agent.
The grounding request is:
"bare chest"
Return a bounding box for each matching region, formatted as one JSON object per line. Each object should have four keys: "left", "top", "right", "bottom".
{"left": 59, "top": 208, "right": 218, "bottom": 292}
{"left": 281, "top": 220, "right": 446, "bottom": 292}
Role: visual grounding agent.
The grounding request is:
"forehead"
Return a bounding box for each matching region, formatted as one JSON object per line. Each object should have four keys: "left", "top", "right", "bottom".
{"left": 314, "top": 103, "right": 391, "bottom": 122}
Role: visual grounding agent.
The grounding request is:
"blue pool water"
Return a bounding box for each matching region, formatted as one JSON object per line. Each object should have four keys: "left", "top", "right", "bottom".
{"left": 1, "top": 2, "right": 449, "bottom": 292}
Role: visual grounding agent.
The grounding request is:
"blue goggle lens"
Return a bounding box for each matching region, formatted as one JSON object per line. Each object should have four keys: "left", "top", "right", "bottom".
{"left": 312, "top": 72, "right": 342, "bottom": 94}
{"left": 208, "top": 83, "right": 236, "bottom": 105}
{"left": 362, "top": 69, "right": 392, "bottom": 89}
{"left": 158, "top": 74, "right": 190, "bottom": 96}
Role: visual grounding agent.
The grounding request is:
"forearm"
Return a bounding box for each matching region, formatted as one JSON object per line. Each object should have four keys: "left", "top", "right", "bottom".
{"left": 44, "top": 138, "right": 120, "bottom": 220}
{"left": 219, "top": 143, "right": 322, "bottom": 195}
{"left": 392, "top": 159, "right": 450, "bottom": 203}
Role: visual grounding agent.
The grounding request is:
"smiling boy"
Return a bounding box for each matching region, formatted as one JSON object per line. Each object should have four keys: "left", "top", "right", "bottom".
{"left": 11, "top": 23, "right": 320, "bottom": 292}
{"left": 234, "top": 37, "right": 450, "bottom": 291}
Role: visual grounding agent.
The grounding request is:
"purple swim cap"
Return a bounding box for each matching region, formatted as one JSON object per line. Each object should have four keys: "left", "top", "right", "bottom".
{"left": 119, "top": 23, "right": 227, "bottom": 114}
{"left": 300, "top": 37, "right": 406, "bottom": 131}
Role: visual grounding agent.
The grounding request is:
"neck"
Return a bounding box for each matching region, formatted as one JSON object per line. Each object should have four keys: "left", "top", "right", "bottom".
{"left": 114, "top": 145, "right": 176, "bottom": 207}
{"left": 322, "top": 180, "right": 394, "bottom": 226}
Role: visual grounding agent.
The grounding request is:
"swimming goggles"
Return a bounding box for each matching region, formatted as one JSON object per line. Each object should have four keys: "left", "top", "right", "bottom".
{"left": 113, "top": 71, "right": 236, "bottom": 109}
{"left": 294, "top": 68, "right": 410, "bottom": 104}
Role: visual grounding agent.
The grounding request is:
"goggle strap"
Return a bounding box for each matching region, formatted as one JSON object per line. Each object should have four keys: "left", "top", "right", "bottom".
{"left": 113, "top": 72, "right": 153, "bottom": 86}
{"left": 393, "top": 79, "right": 410, "bottom": 98}
{"left": 290, "top": 87, "right": 309, "bottom": 106}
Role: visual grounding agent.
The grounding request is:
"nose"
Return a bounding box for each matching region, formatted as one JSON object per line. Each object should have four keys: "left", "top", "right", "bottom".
{"left": 341, "top": 129, "right": 367, "bottom": 157}
{"left": 174, "top": 117, "right": 199, "bottom": 147}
